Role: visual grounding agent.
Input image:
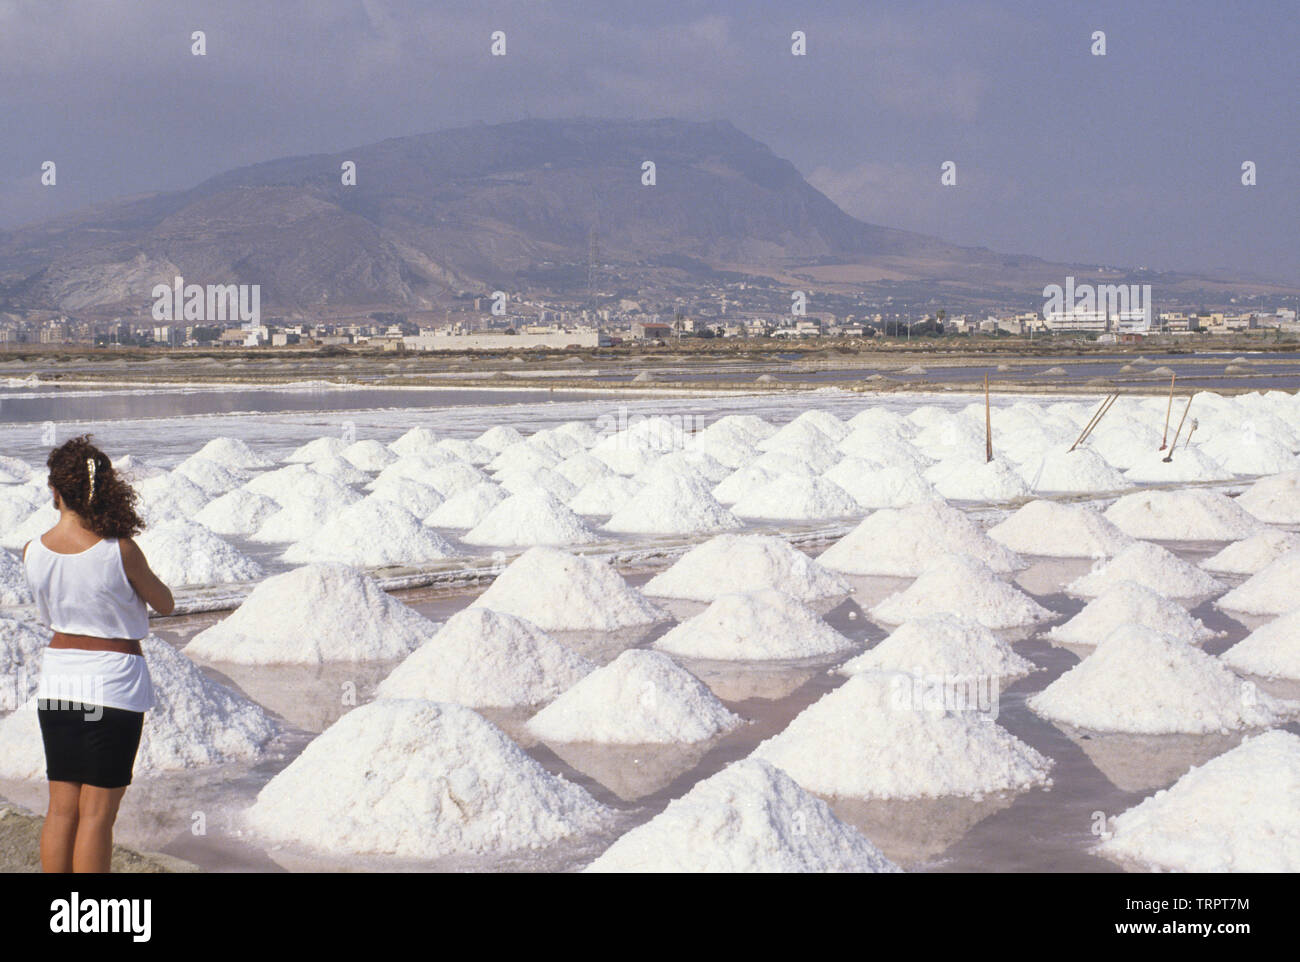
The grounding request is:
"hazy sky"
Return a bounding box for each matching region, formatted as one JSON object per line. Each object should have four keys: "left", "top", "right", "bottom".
{"left": 2, "top": 0, "right": 1296, "bottom": 281}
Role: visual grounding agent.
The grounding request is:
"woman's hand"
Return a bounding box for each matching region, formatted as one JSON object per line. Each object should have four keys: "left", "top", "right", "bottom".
{"left": 119, "top": 538, "right": 175, "bottom": 616}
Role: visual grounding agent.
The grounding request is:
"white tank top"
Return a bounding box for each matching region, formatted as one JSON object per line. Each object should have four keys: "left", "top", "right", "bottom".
{"left": 23, "top": 536, "right": 154, "bottom": 713}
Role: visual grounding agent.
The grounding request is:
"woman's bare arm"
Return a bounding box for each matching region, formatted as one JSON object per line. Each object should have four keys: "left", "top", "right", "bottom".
{"left": 119, "top": 537, "right": 175, "bottom": 615}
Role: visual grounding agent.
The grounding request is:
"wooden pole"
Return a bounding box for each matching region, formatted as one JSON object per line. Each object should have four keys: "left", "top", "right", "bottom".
{"left": 1163, "top": 396, "right": 1193, "bottom": 462}
{"left": 984, "top": 375, "right": 992, "bottom": 462}
{"left": 1069, "top": 392, "right": 1118, "bottom": 452}
{"left": 1159, "top": 372, "right": 1176, "bottom": 449}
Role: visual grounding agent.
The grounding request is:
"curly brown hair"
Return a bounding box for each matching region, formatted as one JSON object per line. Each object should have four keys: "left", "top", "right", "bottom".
{"left": 47, "top": 435, "right": 144, "bottom": 539}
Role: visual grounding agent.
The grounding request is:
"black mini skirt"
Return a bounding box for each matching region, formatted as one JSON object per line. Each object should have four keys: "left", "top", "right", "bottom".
{"left": 36, "top": 700, "right": 145, "bottom": 788}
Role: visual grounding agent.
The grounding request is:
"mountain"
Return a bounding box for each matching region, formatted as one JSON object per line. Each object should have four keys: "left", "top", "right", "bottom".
{"left": 0, "top": 118, "right": 1290, "bottom": 315}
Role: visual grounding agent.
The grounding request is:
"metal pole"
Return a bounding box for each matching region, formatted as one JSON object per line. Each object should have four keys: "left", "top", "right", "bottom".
{"left": 985, "top": 374, "right": 993, "bottom": 462}
{"left": 1163, "top": 396, "right": 1193, "bottom": 462}
{"left": 1159, "top": 372, "right": 1176, "bottom": 449}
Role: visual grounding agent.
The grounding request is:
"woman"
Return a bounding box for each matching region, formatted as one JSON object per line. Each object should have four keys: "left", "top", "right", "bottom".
{"left": 22, "top": 435, "right": 173, "bottom": 873}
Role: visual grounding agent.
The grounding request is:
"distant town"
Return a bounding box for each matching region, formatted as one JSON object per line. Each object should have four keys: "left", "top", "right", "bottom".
{"left": 3, "top": 290, "right": 1298, "bottom": 351}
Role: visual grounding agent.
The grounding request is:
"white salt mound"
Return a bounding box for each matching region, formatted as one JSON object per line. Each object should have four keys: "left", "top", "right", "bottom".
{"left": 1216, "top": 551, "right": 1300, "bottom": 615}
{"left": 495, "top": 465, "right": 578, "bottom": 500}
{"left": 585, "top": 759, "right": 901, "bottom": 873}
{"left": 423, "top": 482, "right": 508, "bottom": 529}
{"left": 0, "top": 549, "right": 33, "bottom": 606}
{"left": 567, "top": 476, "right": 642, "bottom": 517}
{"left": 818, "top": 501, "right": 1023, "bottom": 576}
{"left": 282, "top": 499, "right": 456, "bottom": 567}
{"left": 463, "top": 490, "right": 597, "bottom": 547}
{"left": 376, "top": 608, "right": 594, "bottom": 708}
{"left": 931, "top": 458, "right": 1031, "bottom": 502}
{"left": 421, "top": 462, "right": 492, "bottom": 498}
{"left": 0, "top": 617, "right": 46, "bottom": 706}
{"left": 134, "top": 473, "right": 210, "bottom": 525}
{"left": 824, "top": 462, "right": 936, "bottom": 509}
{"left": 1017, "top": 449, "right": 1128, "bottom": 494}
{"left": 388, "top": 427, "right": 440, "bottom": 457}
{"left": 1066, "top": 541, "right": 1224, "bottom": 598}
{"left": 1049, "top": 581, "right": 1217, "bottom": 646}
{"left": 193, "top": 490, "right": 281, "bottom": 537}
{"left": 838, "top": 613, "right": 1036, "bottom": 681}
{"left": 475, "top": 425, "right": 525, "bottom": 453}
{"left": 1235, "top": 471, "right": 1300, "bottom": 524}
{"left": 731, "top": 475, "right": 859, "bottom": 521}
{"left": 308, "top": 455, "right": 371, "bottom": 487}
{"left": 1096, "top": 730, "right": 1300, "bottom": 872}
{"left": 1200, "top": 530, "right": 1300, "bottom": 575}
{"left": 871, "top": 554, "right": 1053, "bottom": 629}
{"left": 653, "top": 590, "right": 855, "bottom": 661}
{"left": 244, "top": 464, "right": 360, "bottom": 509}
{"left": 604, "top": 475, "right": 742, "bottom": 534}
{"left": 472, "top": 547, "right": 666, "bottom": 631}
{"left": 136, "top": 521, "right": 264, "bottom": 587}
{"left": 1104, "top": 489, "right": 1264, "bottom": 542}
{"left": 366, "top": 477, "right": 445, "bottom": 517}
{"left": 1220, "top": 611, "right": 1300, "bottom": 680}
{"left": 285, "top": 436, "right": 348, "bottom": 464}
{"left": 341, "top": 439, "right": 398, "bottom": 472}
{"left": 1028, "top": 624, "right": 1296, "bottom": 734}
{"left": 526, "top": 649, "right": 743, "bottom": 745}
{"left": 0, "top": 505, "right": 59, "bottom": 551}
{"left": 185, "top": 564, "right": 436, "bottom": 664}
{"left": 172, "top": 456, "right": 251, "bottom": 496}
{"left": 246, "top": 699, "right": 612, "bottom": 858}
{"left": 1124, "top": 446, "right": 1232, "bottom": 484}
{"left": 248, "top": 498, "right": 335, "bottom": 544}
{"left": 0, "top": 637, "right": 284, "bottom": 775}
{"left": 194, "top": 437, "right": 273, "bottom": 470}
{"left": 750, "top": 673, "right": 1053, "bottom": 799}
{"left": 987, "top": 500, "right": 1133, "bottom": 559}
{"left": 643, "top": 534, "right": 850, "bottom": 603}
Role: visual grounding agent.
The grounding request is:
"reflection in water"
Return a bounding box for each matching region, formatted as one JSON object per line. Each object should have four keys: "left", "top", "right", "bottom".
{"left": 827, "top": 791, "right": 1020, "bottom": 868}
{"left": 543, "top": 740, "right": 713, "bottom": 802}
{"left": 193, "top": 660, "right": 396, "bottom": 733}
{"left": 682, "top": 659, "right": 823, "bottom": 703}
{"left": 548, "top": 625, "right": 662, "bottom": 665}
{"left": 1014, "top": 558, "right": 1096, "bottom": 597}
{"left": 1059, "top": 727, "right": 1245, "bottom": 794}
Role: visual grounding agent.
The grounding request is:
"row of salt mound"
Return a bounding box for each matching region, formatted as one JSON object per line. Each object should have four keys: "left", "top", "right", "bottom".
{"left": 1200, "top": 530, "right": 1300, "bottom": 575}
{"left": 0, "top": 637, "right": 283, "bottom": 775}
{"left": 1200, "top": 432, "right": 1300, "bottom": 475}
{"left": 135, "top": 521, "right": 265, "bottom": 587}
{"left": 1066, "top": 541, "right": 1223, "bottom": 599}
{"left": 1235, "top": 470, "right": 1300, "bottom": 523}
{"left": 526, "top": 649, "right": 743, "bottom": 745}
{"left": 568, "top": 476, "right": 642, "bottom": 517}
{"left": 987, "top": 500, "right": 1133, "bottom": 558}
{"left": 653, "top": 589, "right": 855, "bottom": 661}
{"left": 244, "top": 462, "right": 360, "bottom": 507}
{"left": 556, "top": 452, "right": 614, "bottom": 487}
{"left": 824, "top": 460, "right": 938, "bottom": 509}
{"left": 365, "top": 477, "right": 444, "bottom": 517}
{"left": 185, "top": 564, "right": 436, "bottom": 664}
{"left": 818, "top": 501, "right": 1023, "bottom": 576}
{"left": 172, "top": 456, "right": 253, "bottom": 495}
{"left": 1103, "top": 489, "right": 1264, "bottom": 541}
{"left": 134, "top": 472, "right": 210, "bottom": 526}
{"left": 282, "top": 499, "right": 455, "bottom": 567}
{"left": 193, "top": 490, "right": 280, "bottom": 537}
{"left": 870, "top": 554, "right": 1053, "bottom": 629}
{"left": 1028, "top": 624, "right": 1298, "bottom": 734}
{"left": 377, "top": 608, "right": 594, "bottom": 708}
{"left": 0, "top": 617, "right": 46, "bottom": 706}
{"left": 1048, "top": 581, "right": 1218, "bottom": 646}
{"left": 605, "top": 474, "right": 743, "bottom": 534}
{"left": 0, "top": 549, "right": 32, "bottom": 606}
{"left": 929, "top": 458, "right": 1032, "bottom": 502}
{"left": 425, "top": 481, "right": 509, "bottom": 529}
{"left": 285, "top": 436, "right": 348, "bottom": 464}
{"left": 194, "top": 437, "right": 274, "bottom": 470}
{"left": 1220, "top": 611, "right": 1300, "bottom": 680}
{"left": 388, "top": 426, "right": 441, "bottom": 458}
{"left": 308, "top": 455, "right": 370, "bottom": 487}
{"left": 837, "top": 613, "right": 1036, "bottom": 682}
{"left": 585, "top": 759, "right": 901, "bottom": 873}
{"left": 463, "top": 490, "right": 598, "bottom": 546}
{"left": 245, "top": 699, "right": 614, "bottom": 859}
{"left": 496, "top": 465, "right": 576, "bottom": 501}
{"left": 475, "top": 425, "right": 525, "bottom": 453}
{"left": 249, "top": 498, "right": 336, "bottom": 544}
{"left": 730, "top": 475, "right": 860, "bottom": 521}
{"left": 1016, "top": 449, "right": 1129, "bottom": 495}
{"left": 1216, "top": 550, "right": 1300, "bottom": 615}
{"left": 750, "top": 673, "right": 1053, "bottom": 799}
{"left": 471, "top": 547, "right": 667, "bottom": 631}
{"left": 642, "top": 534, "right": 850, "bottom": 603}
{"left": 1097, "top": 730, "right": 1300, "bottom": 872}
{"left": 341, "top": 439, "right": 398, "bottom": 472}
{"left": 1123, "top": 446, "right": 1233, "bottom": 484}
